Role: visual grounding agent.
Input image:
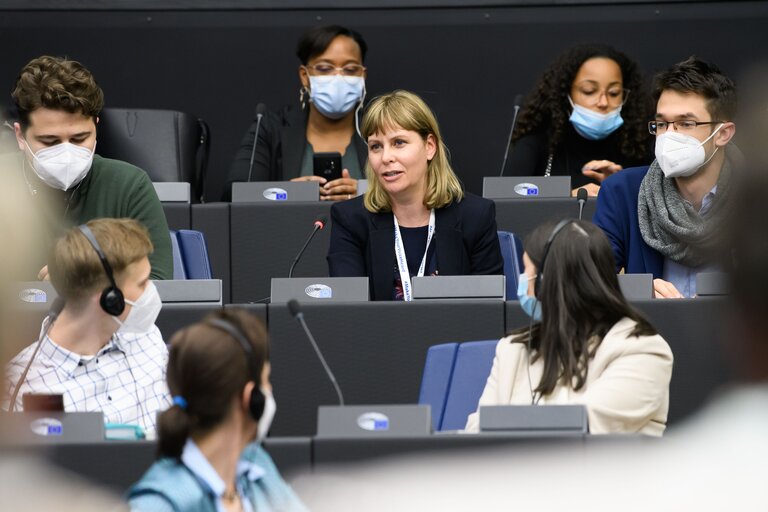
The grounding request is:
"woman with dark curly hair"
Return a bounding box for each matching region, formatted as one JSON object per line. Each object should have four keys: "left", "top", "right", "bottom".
{"left": 507, "top": 43, "right": 653, "bottom": 196}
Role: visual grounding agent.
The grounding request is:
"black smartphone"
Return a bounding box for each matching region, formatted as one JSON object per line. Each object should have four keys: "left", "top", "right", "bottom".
{"left": 22, "top": 393, "right": 64, "bottom": 412}
{"left": 313, "top": 152, "right": 343, "bottom": 182}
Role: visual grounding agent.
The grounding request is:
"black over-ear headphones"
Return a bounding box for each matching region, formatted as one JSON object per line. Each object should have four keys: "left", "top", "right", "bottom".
{"left": 78, "top": 224, "right": 126, "bottom": 316}
{"left": 207, "top": 318, "right": 266, "bottom": 421}
{"left": 534, "top": 219, "right": 577, "bottom": 299}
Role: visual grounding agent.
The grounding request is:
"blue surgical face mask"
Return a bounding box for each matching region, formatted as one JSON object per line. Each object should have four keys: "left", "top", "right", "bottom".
{"left": 517, "top": 273, "right": 542, "bottom": 321}
{"left": 568, "top": 97, "right": 624, "bottom": 141}
{"left": 308, "top": 75, "right": 365, "bottom": 120}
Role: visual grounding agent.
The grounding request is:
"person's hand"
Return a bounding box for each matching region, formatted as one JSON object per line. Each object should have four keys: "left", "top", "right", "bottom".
{"left": 37, "top": 265, "right": 49, "bottom": 281}
{"left": 582, "top": 160, "right": 622, "bottom": 183}
{"left": 653, "top": 278, "right": 685, "bottom": 299}
{"left": 290, "top": 175, "right": 327, "bottom": 185}
{"left": 321, "top": 169, "right": 357, "bottom": 201}
{"left": 571, "top": 183, "right": 601, "bottom": 197}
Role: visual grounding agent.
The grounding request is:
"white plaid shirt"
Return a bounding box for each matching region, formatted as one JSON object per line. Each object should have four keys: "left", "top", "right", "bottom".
{"left": 4, "top": 322, "right": 171, "bottom": 438}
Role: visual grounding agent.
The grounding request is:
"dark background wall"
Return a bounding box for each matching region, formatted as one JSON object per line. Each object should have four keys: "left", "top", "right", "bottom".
{"left": 1, "top": 1, "right": 766, "bottom": 201}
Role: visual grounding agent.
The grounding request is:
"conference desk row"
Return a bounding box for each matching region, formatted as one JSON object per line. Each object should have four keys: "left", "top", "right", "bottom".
{"left": 20, "top": 433, "right": 656, "bottom": 494}
{"left": 14, "top": 297, "right": 731, "bottom": 437}
{"left": 163, "top": 198, "right": 597, "bottom": 303}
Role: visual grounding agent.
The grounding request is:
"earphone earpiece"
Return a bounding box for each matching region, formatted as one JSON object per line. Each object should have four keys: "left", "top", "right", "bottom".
{"left": 249, "top": 386, "right": 266, "bottom": 421}
{"left": 99, "top": 286, "right": 125, "bottom": 316}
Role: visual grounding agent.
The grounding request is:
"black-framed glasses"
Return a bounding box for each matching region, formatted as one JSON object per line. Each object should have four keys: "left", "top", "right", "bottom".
{"left": 648, "top": 120, "right": 723, "bottom": 135}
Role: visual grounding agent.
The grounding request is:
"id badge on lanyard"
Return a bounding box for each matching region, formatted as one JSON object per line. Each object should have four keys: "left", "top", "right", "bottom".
{"left": 393, "top": 209, "right": 436, "bottom": 302}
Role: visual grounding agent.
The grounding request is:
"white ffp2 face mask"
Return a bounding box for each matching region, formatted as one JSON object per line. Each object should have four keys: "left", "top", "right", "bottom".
{"left": 654, "top": 124, "right": 723, "bottom": 178}
{"left": 257, "top": 388, "right": 276, "bottom": 443}
{"left": 113, "top": 281, "right": 162, "bottom": 334}
{"left": 24, "top": 140, "right": 96, "bottom": 190}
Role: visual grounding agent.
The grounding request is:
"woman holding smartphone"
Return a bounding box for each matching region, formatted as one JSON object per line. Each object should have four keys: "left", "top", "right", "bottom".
{"left": 225, "top": 25, "right": 368, "bottom": 201}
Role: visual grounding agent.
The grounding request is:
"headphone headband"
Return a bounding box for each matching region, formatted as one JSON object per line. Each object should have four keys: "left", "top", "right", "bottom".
{"left": 206, "top": 317, "right": 266, "bottom": 421}
{"left": 77, "top": 224, "right": 125, "bottom": 316}
{"left": 534, "top": 219, "right": 577, "bottom": 298}
{"left": 78, "top": 224, "right": 119, "bottom": 290}
{"left": 207, "top": 318, "right": 258, "bottom": 376}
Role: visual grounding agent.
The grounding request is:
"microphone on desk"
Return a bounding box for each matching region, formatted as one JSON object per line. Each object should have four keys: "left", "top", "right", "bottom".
{"left": 287, "top": 299, "right": 345, "bottom": 406}
{"left": 576, "top": 187, "right": 588, "bottom": 220}
{"left": 9, "top": 297, "right": 66, "bottom": 412}
{"left": 288, "top": 215, "right": 328, "bottom": 278}
{"left": 499, "top": 94, "right": 524, "bottom": 177}
{"left": 246, "top": 103, "right": 268, "bottom": 183}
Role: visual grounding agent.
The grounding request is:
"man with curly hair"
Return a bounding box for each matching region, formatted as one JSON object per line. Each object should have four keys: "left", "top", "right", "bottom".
{"left": 7, "top": 55, "right": 172, "bottom": 280}
{"left": 594, "top": 57, "right": 737, "bottom": 298}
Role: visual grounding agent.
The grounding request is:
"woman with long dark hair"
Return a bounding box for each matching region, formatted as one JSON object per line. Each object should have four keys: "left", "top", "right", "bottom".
{"left": 465, "top": 220, "right": 673, "bottom": 435}
{"left": 508, "top": 43, "right": 653, "bottom": 196}
{"left": 128, "top": 309, "right": 305, "bottom": 511}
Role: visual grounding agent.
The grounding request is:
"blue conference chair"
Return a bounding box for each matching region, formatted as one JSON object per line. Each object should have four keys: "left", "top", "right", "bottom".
{"left": 169, "top": 231, "right": 187, "bottom": 280}
{"left": 440, "top": 340, "right": 497, "bottom": 431}
{"left": 497, "top": 231, "right": 524, "bottom": 300}
{"left": 169, "top": 230, "right": 213, "bottom": 279}
{"left": 417, "top": 343, "right": 459, "bottom": 431}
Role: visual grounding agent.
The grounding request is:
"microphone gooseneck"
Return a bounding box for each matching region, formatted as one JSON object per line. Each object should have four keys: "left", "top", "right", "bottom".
{"left": 9, "top": 297, "right": 66, "bottom": 412}
{"left": 577, "top": 187, "right": 588, "bottom": 220}
{"left": 288, "top": 215, "right": 328, "bottom": 278}
{"left": 499, "top": 94, "right": 525, "bottom": 177}
{"left": 287, "top": 299, "right": 345, "bottom": 406}
{"left": 246, "top": 103, "right": 268, "bottom": 183}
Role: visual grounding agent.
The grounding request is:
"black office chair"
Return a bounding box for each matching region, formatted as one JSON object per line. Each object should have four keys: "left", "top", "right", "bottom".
{"left": 97, "top": 108, "right": 210, "bottom": 202}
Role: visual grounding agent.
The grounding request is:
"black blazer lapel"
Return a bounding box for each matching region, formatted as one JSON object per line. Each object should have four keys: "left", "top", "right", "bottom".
{"left": 434, "top": 203, "right": 466, "bottom": 275}
{"left": 368, "top": 212, "right": 394, "bottom": 301}
{"left": 280, "top": 107, "right": 308, "bottom": 180}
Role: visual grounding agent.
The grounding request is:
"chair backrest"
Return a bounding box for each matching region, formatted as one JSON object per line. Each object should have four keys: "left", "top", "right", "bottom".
{"left": 440, "top": 340, "right": 497, "bottom": 431}
{"left": 176, "top": 230, "right": 213, "bottom": 280}
{"left": 169, "top": 231, "right": 187, "bottom": 280}
{"left": 417, "top": 343, "right": 459, "bottom": 431}
{"left": 97, "top": 108, "right": 209, "bottom": 202}
{"left": 497, "top": 231, "right": 524, "bottom": 300}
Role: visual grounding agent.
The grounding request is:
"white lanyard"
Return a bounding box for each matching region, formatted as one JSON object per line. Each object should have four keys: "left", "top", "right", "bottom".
{"left": 393, "top": 209, "right": 436, "bottom": 302}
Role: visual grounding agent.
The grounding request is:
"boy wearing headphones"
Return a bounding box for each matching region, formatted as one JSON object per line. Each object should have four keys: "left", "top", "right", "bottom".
{"left": 3, "top": 218, "right": 170, "bottom": 436}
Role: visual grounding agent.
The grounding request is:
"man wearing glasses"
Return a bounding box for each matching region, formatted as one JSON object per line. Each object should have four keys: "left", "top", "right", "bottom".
{"left": 594, "top": 57, "right": 737, "bottom": 298}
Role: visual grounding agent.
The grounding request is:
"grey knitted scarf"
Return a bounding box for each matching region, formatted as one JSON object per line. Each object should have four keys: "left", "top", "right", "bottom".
{"left": 637, "top": 147, "right": 737, "bottom": 268}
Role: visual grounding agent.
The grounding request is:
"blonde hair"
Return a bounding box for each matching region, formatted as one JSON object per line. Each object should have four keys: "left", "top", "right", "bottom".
{"left": 361, "top": 90, "right": 464, "bottom": 213}
{"left": 49, "top": 218, "right": 153, "bottom": 302}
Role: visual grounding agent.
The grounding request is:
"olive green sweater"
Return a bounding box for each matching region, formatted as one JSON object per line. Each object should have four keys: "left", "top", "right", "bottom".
{"left": 10, "top": 153, "right": 172, "bottom": 280}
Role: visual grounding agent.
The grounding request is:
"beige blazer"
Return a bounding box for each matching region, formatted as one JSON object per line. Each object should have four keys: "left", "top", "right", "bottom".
{"left": 465, "top": 317, "right": 673, "bottom": 436}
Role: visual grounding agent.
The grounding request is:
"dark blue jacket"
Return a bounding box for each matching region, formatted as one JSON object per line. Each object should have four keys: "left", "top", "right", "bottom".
{"left": 328, "top": 193, "right": 504, "bottom": 300}
{"left": 592, "top": 166, "right": 664, "bottom": 277}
